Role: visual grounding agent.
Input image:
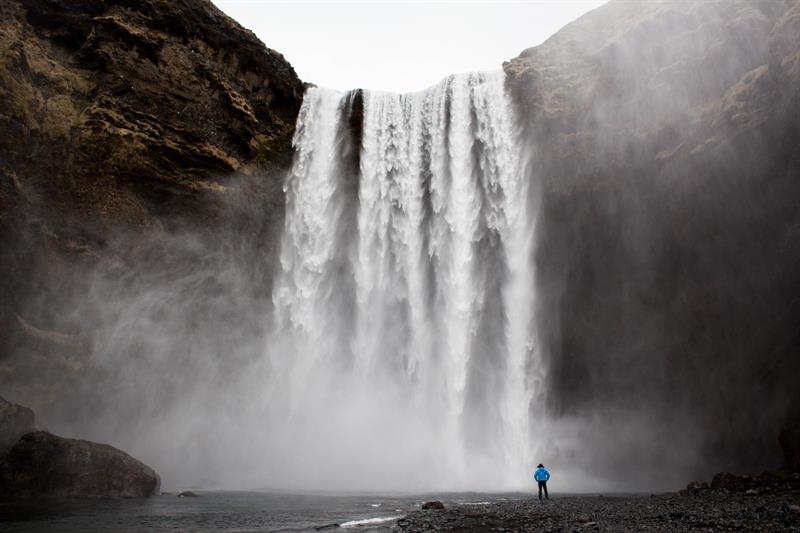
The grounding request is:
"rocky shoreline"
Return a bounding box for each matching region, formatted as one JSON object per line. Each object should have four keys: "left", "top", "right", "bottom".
{"left": 396, "top": 475, "right": 800, "bottom": 532}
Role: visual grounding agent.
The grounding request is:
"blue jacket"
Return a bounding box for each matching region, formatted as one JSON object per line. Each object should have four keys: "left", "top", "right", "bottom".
{"left": 534, "top": 467, "right": 551, "bottom": 482}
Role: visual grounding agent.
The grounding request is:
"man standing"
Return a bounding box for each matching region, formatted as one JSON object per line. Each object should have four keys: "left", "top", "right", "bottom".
{"left": 534, "top": 463, "right": 550, "bottom": 500}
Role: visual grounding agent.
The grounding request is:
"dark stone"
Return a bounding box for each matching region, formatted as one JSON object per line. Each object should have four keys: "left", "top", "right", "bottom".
{"left": 779, "top": 424, "right": 800, "bottom": 472}
{"left": 0, "top": 431, "right": 160, "bottom": 498}
{"left": 422, "top": 500, "right": 445, "bottom": 510}
{"left": 710, "top": 472, "right": 751, "bottom": 491}
{"left": 0, "top": 396, "right": 35, "bottom": 454}
{"left": 177, "top": 490, "right": 198, "bottom": 497}
{"left": 686, "top": 481, "right": 709, "bottom": 493}
{"left": 314, "top": 523, "right": 340, "bottom": 531}
{"left": 504, "top": 0, "right": 800, "bottom": 486}
{"left": 0, "top": 0, "right": 305, "bottom": 417}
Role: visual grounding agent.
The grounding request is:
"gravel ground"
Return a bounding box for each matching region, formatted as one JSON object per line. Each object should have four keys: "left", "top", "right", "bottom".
{"left": 394, "top": 479, "right": 800, "bottom": 532}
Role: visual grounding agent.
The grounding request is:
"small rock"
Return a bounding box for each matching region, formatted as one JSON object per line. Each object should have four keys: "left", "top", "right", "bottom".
{"left": 745, "top": 489, "right": 758, "bottom": 495}
{"left": 315, "top": 523, "right": 340, "bottom": 530}
{"left": 177, "top": 490, "right": 198, "bottom": 497}
{"left": 422, "top": 500, "right": 445, "bottom": 510}
{"left": 788, "top": 504, "right": 800, "bottom": 513}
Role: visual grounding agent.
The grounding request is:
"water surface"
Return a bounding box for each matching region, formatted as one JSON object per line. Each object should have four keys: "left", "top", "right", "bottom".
{"left": 0, "top": 491, "right": 530, "bottom": 532}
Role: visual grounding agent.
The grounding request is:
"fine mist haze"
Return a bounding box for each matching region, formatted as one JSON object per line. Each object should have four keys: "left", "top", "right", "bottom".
{"left": 1, "top": 174, "right": 282, "bottom": 489}
{"left": 1, "top": 0, "right": 799, "bottom": 495}
{"left": 506, "top": 0, "right": 800, "bottom": 489}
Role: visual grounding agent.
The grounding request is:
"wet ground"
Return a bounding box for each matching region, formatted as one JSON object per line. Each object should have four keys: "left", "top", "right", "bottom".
{"left": 396, "top": 487, "right": 800, "bottom": 532}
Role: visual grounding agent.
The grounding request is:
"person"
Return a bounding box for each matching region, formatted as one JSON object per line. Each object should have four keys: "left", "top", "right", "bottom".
{"left": 534, "top": 463, "right": 550, "bottom": 500}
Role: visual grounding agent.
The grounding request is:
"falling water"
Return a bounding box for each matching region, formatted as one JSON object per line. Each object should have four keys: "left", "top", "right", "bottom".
{"left": 267, "top": 71, "right": 540, "bottom": 491}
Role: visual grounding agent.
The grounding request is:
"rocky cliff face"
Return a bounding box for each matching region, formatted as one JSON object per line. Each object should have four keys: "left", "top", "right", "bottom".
{"left": 0, "top": 0, "right": 304, "bottom": 424}
{"left": 3, "top": 0, "right": 799, "bottom": 491}
{"left": 505, "top": 0, "right": 800, "bottom": 487}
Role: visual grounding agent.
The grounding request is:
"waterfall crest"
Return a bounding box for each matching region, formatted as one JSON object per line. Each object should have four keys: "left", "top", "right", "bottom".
{"left": 268, "top": 71, "right": 540, "bottom": 491}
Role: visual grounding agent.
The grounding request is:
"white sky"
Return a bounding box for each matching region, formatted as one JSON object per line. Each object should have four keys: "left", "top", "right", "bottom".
{"left": 211, "top": 1, "right": 606, "bottom": 93}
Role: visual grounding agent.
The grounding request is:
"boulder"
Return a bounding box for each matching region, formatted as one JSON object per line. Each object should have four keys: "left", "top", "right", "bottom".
{"left": 0, "top": 431, "right": 160, "bottom": 498}
{"left": 0, "top": 396, "right": 35, "bottom": 454}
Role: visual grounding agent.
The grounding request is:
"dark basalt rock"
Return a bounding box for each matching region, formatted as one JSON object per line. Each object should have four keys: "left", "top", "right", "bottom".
{"left": 685, "top": 481, "right": 709, "bottom": 493}
{"left": 504, "top": 0, "right": 800, "bottom": 486}
{"left": 710, "top": 472, "right": 752, "bottom": 491}
{"left": 681, "top": 469, "right": 800, "bottom": 496}
{"left": 0, "top": 0, "right": 304, "bottom": 423}
{"left": 398, "top": 482, "right": 800, "bottom": 532}
{"left": 779, "top": 424, "right": 800, "bottom": 472}
{"left": 0, "top": 396, "right": 35, "bottom": 454}
{"left": 421, "top": 500, "right": 445, "bottom": 510}
{"left": 314, "top": 523, "right": 340, "bottom": 531}
{"left": 0, "top": 431, "right": 160, "bottom": 499}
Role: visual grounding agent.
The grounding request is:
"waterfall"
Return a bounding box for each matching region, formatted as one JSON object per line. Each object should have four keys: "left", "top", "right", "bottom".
{"left": 268, "top": 71, "right": 540, "bottom": 491}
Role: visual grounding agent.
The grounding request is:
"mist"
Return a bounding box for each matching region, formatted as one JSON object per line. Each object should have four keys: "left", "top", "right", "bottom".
{"left": 2, "top": 0, "right": 799, "bottom": 496}
{"left": 507, "top": 0, "right": 800, "bottom": 489}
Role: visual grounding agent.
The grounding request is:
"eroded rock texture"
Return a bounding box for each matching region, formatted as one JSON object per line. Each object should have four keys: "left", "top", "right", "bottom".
{"left": 0, "top": 395, "right": 34, "bottom": 454}
{"left": 0, "top": 431, "right": 160, "bottom": 498}
{"left": 0, "top": 0, "right": 303, "bottom": 423}
{"left": 505, "top": 0, "right": 800, "bottom": 486}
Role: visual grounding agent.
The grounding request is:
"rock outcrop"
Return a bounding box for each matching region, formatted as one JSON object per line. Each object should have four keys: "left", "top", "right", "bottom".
{"left": 0, "top": 430, "right": 160, "bottom": 498}
{"left": 0, "top": 0, "right": 304, "bottom": 420}
{"left": 0, "top": 395, "right": 35, "bottom": 454}
{"left": 505, "top": 0, "right": 800, "bottom": 486}
{"left": 3, "top": 0, "right": 799, "bottom": 493}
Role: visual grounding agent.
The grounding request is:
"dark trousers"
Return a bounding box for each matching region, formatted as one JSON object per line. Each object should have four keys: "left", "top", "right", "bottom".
{"left": 538, "top": 480, "right": 549, "bottom": 500}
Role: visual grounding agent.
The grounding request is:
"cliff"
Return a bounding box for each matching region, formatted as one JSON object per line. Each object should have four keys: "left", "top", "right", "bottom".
{"left": 0, "top": 0, "right": 303, "bottom": 418}
{"left": 3, "top": 0, "right": 800, "bottom": 491}
{"left": 505, "top": 0, "right": 800, "bottom": 486}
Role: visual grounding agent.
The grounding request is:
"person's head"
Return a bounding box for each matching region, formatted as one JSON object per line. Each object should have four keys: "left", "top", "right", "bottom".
{"left": 537, "top": 464, "right": 544, "bottom": 468}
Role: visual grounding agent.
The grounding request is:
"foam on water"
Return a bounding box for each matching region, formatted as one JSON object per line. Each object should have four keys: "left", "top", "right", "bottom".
{"left": 340, "top": 515, "right": 403, "bottom": 528}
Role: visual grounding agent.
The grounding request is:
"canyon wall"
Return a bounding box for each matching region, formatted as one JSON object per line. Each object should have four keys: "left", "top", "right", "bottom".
{"left": 2, "top": 0, "right": 799, "bottom": 489}
{"left": 505, "top": 0, "right": 800, "bottom": 486}
{"left": 0, "top": 0, "right": 303, "bottom": 434}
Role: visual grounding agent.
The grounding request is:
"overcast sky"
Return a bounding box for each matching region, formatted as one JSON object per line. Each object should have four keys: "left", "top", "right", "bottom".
{"left": 211, "top": 1, "right": 606, "bottom": 93}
